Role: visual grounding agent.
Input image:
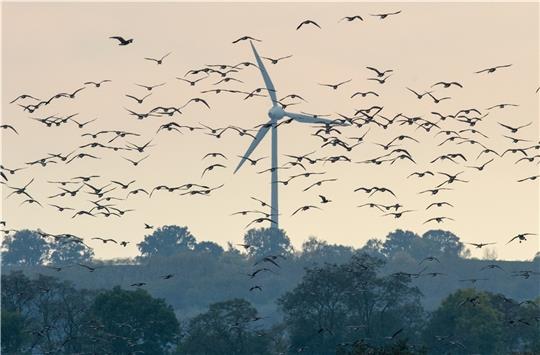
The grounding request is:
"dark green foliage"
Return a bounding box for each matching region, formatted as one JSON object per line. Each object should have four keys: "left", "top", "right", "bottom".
{"left": 278, "top": 253, "right": 425, "bottom": 355}
{"left": 85, "top": 286, "right": 180, "bottom": 354}
{"left": 1, "top": 230, "right": 49, "bottom": 266}
{"left": 138, "top": 225, "right": 197, "bottom": 258}
{"left": 243, "top": 227, "right": 293, "bottom": 258}
{"left": 48, "top": 238, "right": 94, "bottom": 265}
{"left": 1, "top": 309, "right": 28, "bottom": 354}
{"left": 178, "top": 298, "right": 271, "bottom": 354}
{"left": 422, "top": 289, "right": 540, "bottom": 355}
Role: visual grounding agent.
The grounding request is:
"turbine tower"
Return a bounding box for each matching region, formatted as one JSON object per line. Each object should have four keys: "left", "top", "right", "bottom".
{"left": 234, "top": 42, "right": 335, "bottom": 230}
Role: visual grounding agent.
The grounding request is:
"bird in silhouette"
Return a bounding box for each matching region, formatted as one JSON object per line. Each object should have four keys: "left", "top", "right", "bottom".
{"left": 466, "top": 159, "right": 494, "bottom": 171}
{"left": 481, "top": 264, "right": 504, "bottom": 271}
{"left": 420, "top": 256, "right": 440, "bottom": 264}
{"left": 162, "top": 274, "right": 174, "bottom": 279}
{"left": 318, "top": 195, "right": 331, "bottom": 204}
{"left": 291, "top": 205, "right": 321, "bottom": 216}
{"left": 110, "top": 36, "right": 133, "bottom": 45}
{"left": 303, "top": 178, "right": 337, "bottom": 191}
{"left": 406, "top": 87, "right": 432, "bottom": 99}
{"left": 507, "top": 233, "right": 537, "bottom": 244}
{"left": 338, "top": 15, "right": 364, "bottom": 23}
{"left": 136, "top": 82, "right": 165, "bottom": 91}
{"left": 6, "top": 178, "right": 35, "bottom": 199}
{"left": 424, "top": 216, "right": 454, "bottom": 224}
{"left": 126, "top": 93, "right": 152, "bottom": 104}
{"left": 249, "top": 285, "right": 263, "bottom": 292}
{"left": 296, "top": 20, "right": 321, "bottom": 30}
{"left": 1, "top": 124, "right": 18, "bottom": 134}
{"left": 262, "top": 55, "right": 292, "bottom": 64}
{"left": 368, "top": 75, "right": 392, "bottom": 84}
{"left": 144, "top": 52, "right": 171, "bottom": 65}
{"left": 432, "top": 81, "right": 463, "bottom": 88}
{"left": 467, "top": 242, "right": 496, "bottom": 249}
{"left": 475, "top": 64, "right": 512, "bottom": 74}
{"left": 77, "top": 263, "right": 96, "bottom": 272}
{"left": 92, "top": 237, "right": 117, "bottom": 244}
{"left": 201, "top": 164, "right": 226, "bottom": 177}
{"left": 123, "top": 155, "right": 150, "bottom": 166}
{"left": 176, "top": 76, "right": 208, "bottom": 86}
{"left": 232, "top": 36, "right": 262, "bottom": 44}
{"left": 319, "top": 79, "right": 352, "bottom": 90}
{"left": 84, "top": 80, "right": 111, "bottom": 87}
{"left": 351, "top": 91, "right": 379, "bottom": 98}
{"left": 10, "top": 94, "right": 40, "bottom": 103}
{"left": 370, "top": 11, "right": 401, "bottom": 19}
{"left": 144, "top": 223, "right": 154, "bottom": 230}
{"left": 426, "top": 201, "right": 454, "bottom": 210}
{"left": 498, "top": 122, "right": 532, "bottom": 134}
{"left": 517, "top": 175, "right": 539, "bottom": 182}
{"left": 245, "top": 217, "right": 276, "bottom": 229}
{"left": 487, "top": 103, "right": 518, "bottom": 110}
{"left": 408, "top": 171, "right": 434, "bottom": 178}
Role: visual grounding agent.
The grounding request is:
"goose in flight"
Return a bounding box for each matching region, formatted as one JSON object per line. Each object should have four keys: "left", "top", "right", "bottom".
{"left": 84, "top": 79, "right": 111, "bottom": 87}
{"left": 498, "top": 122, "right": 532, "bottom": 134}
{"left": 507, "top": 233, "right": 536, "bottom": 244}
{"left": 110, "top": 36, "right": 133, "bottom": 45}
{"left": 232, "top": 36, "right": 262, "bottom": 44}
{"left": 245, "top": 217, "right": 276, "bottom": 229}
{"left": 144, "top": 52, "right": 171, "bottom": 65}
{"left": 296, "top": 20, "right": 321, "bottom": 30}
{"left": 370, "top": 11, "right": 401, "bottom": 19}
{"left": 467, "top": 242, "right": 496, "bottom": 249}
{"left": 339, "top": 15, "right": 363, "bottom": 22}
{"left": 291, "top": 205, "right": 321, "bottom": 216}
{"left": 426, "top": 201, "right": 454, "bottom": 210}
{"left": 261, "top": 55, "right": 292, "bottom": 64}
{"left": 432, "top": 81, "right": 463, "bottom": 88}
{"left": 319, "top": 79, "right": 352, "bottom": 90}
{"left": 475, "top": 64, "right": 512, "bottom": 74}
{"left": 423, "top": 216, "right": 454, "bottom": 224}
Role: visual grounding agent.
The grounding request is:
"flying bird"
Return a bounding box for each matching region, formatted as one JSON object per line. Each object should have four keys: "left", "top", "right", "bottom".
{"left": 475, "top": 64, "right": 512, "bottom": 74}
{"left": 370, "top": 11, "right": 401, "bottom": 19}
{"left": 296, "top": 20, "right": 321, "bottom": 30}
{"left": 109, "top": 36, "right": 133, "bottom": 46}
{"left": 144, "top": 52, "right": 172, "bottom": 65}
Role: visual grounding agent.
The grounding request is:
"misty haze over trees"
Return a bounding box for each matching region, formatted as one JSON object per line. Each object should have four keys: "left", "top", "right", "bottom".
{"left": 2, "top": 225, "right": 539, "bottom": 354}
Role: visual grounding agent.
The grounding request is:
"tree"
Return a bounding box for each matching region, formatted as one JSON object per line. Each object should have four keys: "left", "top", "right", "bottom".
{"left": 48, "top": 239, "right": 94, "bottom": 264}
{"left": 423, "top": 289, "right": 504, "bottom": 354}
{"left": 359, "top": 238, "right": 385, "bottom": 259}
{"left": 138, "top": 225, "right": 197, "bottom": 258}
{"left": 194, "top": 241, "right": 224, "bottom": 257}
{"left": 1, "top": 230, "right": 49, "bottom": 266}
{"left": 1, "top": 310, "right": 29, "bottom": 354}
{"left": 381, "top": 230, "right": 422, "bottom": 259}
{"left": 279, "top": 253, "right": 424, "bottom": 354}
{"left": 243, "top": 228, "right": 292, "bottom": 259}
{"left": 421, "top": 230, "right": 468, "bottom": 258}
{"left": 179, "top": 298, "right": 271, "bottom": 355}
{"left": 300, "top": 236, "right": 354, "bottom": 264}
{"left": 85, "top": 286, "right": 180, "bottom": 354}
{"left": 424, "top": 289, "right": 540, "bottom": 354}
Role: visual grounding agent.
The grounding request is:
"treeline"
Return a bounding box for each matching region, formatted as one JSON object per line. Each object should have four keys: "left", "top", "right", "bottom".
{"left": 2, "top": 226, "right": 539, "bottom": 318}
{"left": 2, "top": 254, "right": 539, "bottom": 354}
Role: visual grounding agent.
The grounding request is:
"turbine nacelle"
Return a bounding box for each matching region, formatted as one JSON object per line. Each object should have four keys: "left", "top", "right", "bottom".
{"left": 269, "top": 105, "right": 286, "bottom": 120}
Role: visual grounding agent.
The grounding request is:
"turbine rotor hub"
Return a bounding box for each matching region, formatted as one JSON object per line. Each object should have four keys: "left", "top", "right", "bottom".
{"left": 268, "top": 105, "right": 285, "bottom": 120}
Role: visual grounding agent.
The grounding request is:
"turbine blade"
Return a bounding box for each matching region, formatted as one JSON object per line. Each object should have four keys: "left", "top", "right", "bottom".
{"left": 234, "top": 123, "right": 271, "bottom": 173}
{"left": 250, "top": 41, "right": 278, "bottom": 104}
{"left": 284, "top": 111, "right": 336, "bottom": 125}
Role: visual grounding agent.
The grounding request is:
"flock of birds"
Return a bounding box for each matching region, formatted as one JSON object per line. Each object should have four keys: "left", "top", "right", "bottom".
{"left": 1, "top": 8, "right": 540, "bottom": 354}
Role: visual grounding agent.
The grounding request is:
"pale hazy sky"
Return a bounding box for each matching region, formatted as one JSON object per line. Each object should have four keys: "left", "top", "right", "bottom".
{"left": 1, "top": 2, "right": 539, "bottom": 261}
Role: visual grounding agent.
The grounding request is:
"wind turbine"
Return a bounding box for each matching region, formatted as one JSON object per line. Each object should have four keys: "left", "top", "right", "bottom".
{"left": 234, "top": 42, "right": 337, "bottom": 230}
